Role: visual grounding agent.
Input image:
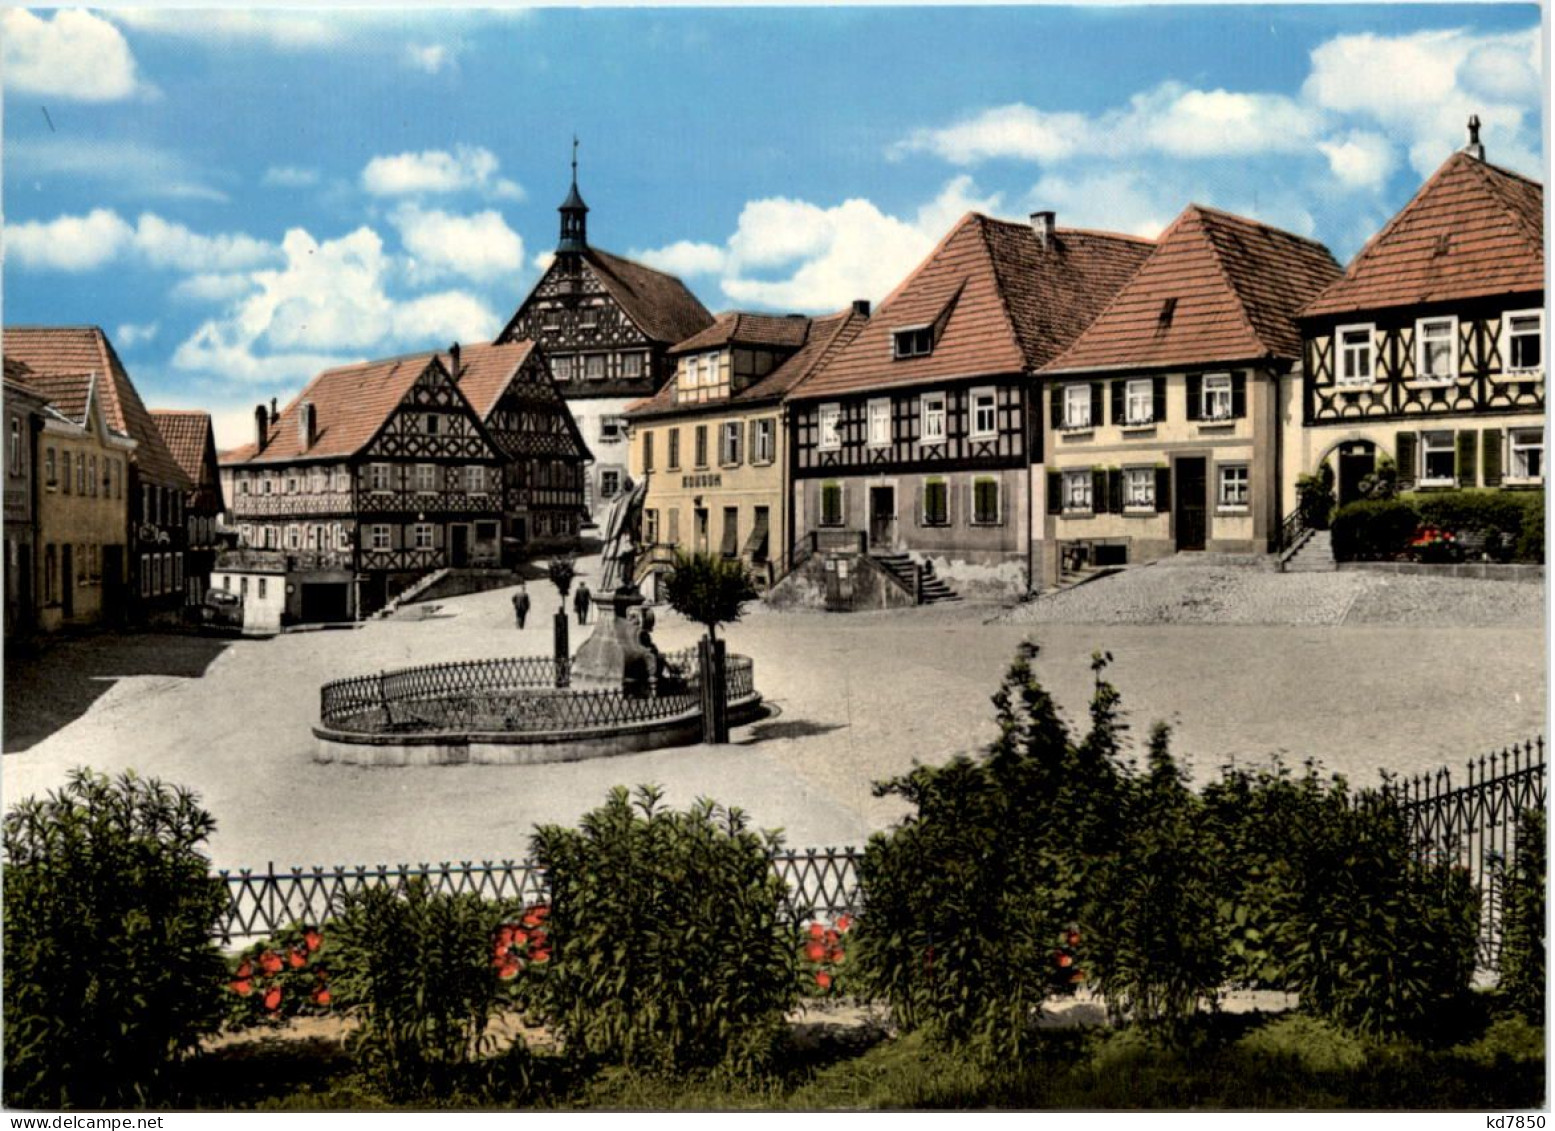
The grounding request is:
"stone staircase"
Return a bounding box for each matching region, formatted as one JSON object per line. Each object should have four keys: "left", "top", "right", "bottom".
{"left": 371, "top": 568, "right": 451, "bottom": 619}
{"left": 870, "top": 552, "right": 961, "bottom": 604}
{"left": 1052, "top": 563, "right": 1121, "bottom": 593}
{"left": 1282, "top": 528, "right": 1337, "bottom": 573}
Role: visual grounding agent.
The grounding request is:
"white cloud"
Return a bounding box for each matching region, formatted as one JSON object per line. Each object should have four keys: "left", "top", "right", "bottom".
{"left": 893, "top": 103, "right": 1088, "bottom": 164}
{"left": 172, "top": 273, "right": 259, "bottom": 304}
{"left": 171, "top": 225, "right": 502, "bottom": 386}
{"left": 532, "top": 252, "right": 556, "bottom": 273}
{"left": 8, "top": 138, "right": 229, "bottom": 202}
{"left": 406, "top": 44, "right": 457, "bottom": 74}
{"left": 1, "top": 10, "right": 150, "bottom": 101}
{"left": 108, "top": 9, "right": 343, "bottom": 49}
{"left": 1318, "top": 131, "right": 1396, "bottom": 191}
{"left": 390, "top": 205, "right": 525, "bottom": 284}
{"left": 361, "top": 146, "right": 524, "bottom": 200}
{"left": 262, "top": 166, "right": 321, "bottom": 188}
{"left": 5, "top": 209, "right": 278, "bottom": 273}
{"left": 115, "top": 322, "right": 159, "bottom": 348}
{"left": 631, "top": 240, "right": 728, "bottom": 278}
{"left": 1025, "top": 171, "right": 1178, "bottom": 240}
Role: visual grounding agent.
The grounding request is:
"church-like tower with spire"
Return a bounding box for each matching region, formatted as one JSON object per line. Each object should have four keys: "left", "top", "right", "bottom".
{"left": 496, "top": 143, "right": 714, "bottom": 526}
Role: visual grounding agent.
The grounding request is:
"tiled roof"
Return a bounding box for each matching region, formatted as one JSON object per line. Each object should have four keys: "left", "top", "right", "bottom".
{"left": 232, "top": 351, "right": 453, "bottom": 465}
{"left": 1044, "top": 205, "right": 1342, "bottom": 373}
{"left": 4, "top": 326, "right": 191, "bottom": 487}
{"left": 788, "top": 214, "right": 1152, "bottom": 400}
{"left": 441, "top": 341, "right": 537, "bottom": 420}
{"left": 20, "top": 370, "right": 96, "bottom": 426}
{"left": 4, "top": 357, "right": 33, "bottom": 383}
{"left": 1303, "top": 152, "right": 1544, "bottom": 318}
{"left": 218, "top": 442, "right": 257, "bottom": 466}
{"left": 670, "top": 311, "right": 815, "bottom": 354}
{"left": 584, "top": 247, "right": 716, "bottom": 345}
{"left": 150, "top": 410, "right": 217, "bottom": 485}
{"left": 629, "top": 306, "right": 871, "bottom": 419}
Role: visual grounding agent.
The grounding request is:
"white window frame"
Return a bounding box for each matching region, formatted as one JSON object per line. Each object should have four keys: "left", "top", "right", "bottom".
{"left": 599, "top": 416, "right": 626, "bottom": 443}
{"left": 920, "top": 393, "right": 947, "bottom": 443}
{"left": 412, "top": 523, "right": 435, "bottom": 550}
{"left": 586, "top": 354, "right": 606, "bottom": 380}
{"left": 893, "top": 326, "right": 933, "bottom": 359}
{"left": 867, "top": 399, "right": 891, "bottom": 448}
{"left": 286, "top": 525, "right": 301, "bottom": 550}
{"left": 1336, "top": 324, "right": 1376, "bottom": 386}
{"left": 369, "top": 463, "right": 392, "bottom": 493}
{"left": 599, "top": 468, "right": 622, "bottom": 499}
{"left": 1420, "top": 430, "right": 1456, "bottom": 486}
{"left": 1124, "top": 467, "right": 1155, "bottom": 511}
{"left": 8, "top": 417, "right": 19, "bottom": 475}
{"left": 553, "top": 356, "right": 572, "bottom": 382}
{"left": 753, "top": 419, "right": 775, "bottom": 464}
{"left": 370, "top": 524, "right": 390, "bottom": 551}
{"left": 818, "top": 404, "right": 842, "bottom": 451}
{"left": 622, "top": 353, "right": 643, "bottom": 378}
{"left": 1217, "top": 464, "right": 1250, "bottom": 510}
{"left": 699, "top": 354, "right": 716, "bottom": 386}
{"left": 1509, "top": 428, "right": 1544, "bottom": 482}
{"left": 1202, "top": 373, "right": 1234, "bottom": 422}
{"left": 1416, "top": 316, "right": 1458, "bottom": 383}
{"left": 1063, "top": 384, "right": 1091, "bottom": 430}
{"left": 970, "top": 388, "right": 997, "bottom": 439}
{"left": 720, "top": 421, "right": 742, "bottom": 466}
{"left": 1061, "top": 469, "right": 1092, "bottom": 513}
{"left": 415, "top": 464, "right": 438, "bottom": 493}
{"left": 1125, "top": 379, "right": 1154, "bottom": 426}
{"left": 1504, "top": 309, "right": 1545, "bottom": 375}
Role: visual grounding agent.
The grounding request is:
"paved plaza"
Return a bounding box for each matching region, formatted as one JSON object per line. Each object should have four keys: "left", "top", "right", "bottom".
{"left": 3, "top": 558, "right": 1544, "bottom": 873}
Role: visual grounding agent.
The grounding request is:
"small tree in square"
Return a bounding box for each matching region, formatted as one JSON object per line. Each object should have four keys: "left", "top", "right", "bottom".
{"left": 662, "top": 551, "right": 757, "bottom": 641}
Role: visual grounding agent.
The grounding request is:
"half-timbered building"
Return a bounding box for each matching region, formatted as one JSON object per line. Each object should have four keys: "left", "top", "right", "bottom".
{"left": 785, "top": 211, "right": 1152, "bottom": 599}
{"left": 151, "top": 410, "right": 226, "bottom": 606}
{"left": 222, "top": 351, "right": 506, "bottom": 620}
{"left": 495, "top": 162, "right": 714, "bottom": 525}
{"left": 1291, "top": 123, "right": 1545, "bottom": 510}
{"left": 448, "top": 341, "right": 590, "bottom": 547}
{"left": 626, "top": 304, "right": 871, "bottom": 594}
{"left": 5, "top": 326, "right": 192, "bottom": 623}
{"left": 1039, "top": 205, "right": 1341, "bottom": 580}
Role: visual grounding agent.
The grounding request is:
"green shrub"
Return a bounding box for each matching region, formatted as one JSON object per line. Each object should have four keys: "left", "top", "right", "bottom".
{"left": 530, "top": 786, "right": 798, "bottom": 1076}
{"left": 1297, "top": 463, "right": 1336, "bottom": 529}
{"left": 328, "top": 881, "right": 517, "bottom": 1101}
{"left": 662, "top": 551, "right": 758, "bottom": 640}
{"left": 1514, "top": 501, "right": 1544, "bottom": 563}
{"left": 1453, "top": 1014, "right": 1546, "bottom": 1069}
{"left": 1497, "top": 808, "right": 1546, "bottom": 1023}
{"left": 223, "top": 922, "right": 334, "bottom": 1030}
{"left": 1233, "top": 1014, "right": 1369, "bottom": 1074}
{"left": 1409, "top": 489, "right": 1536, "bottom": 537}
{"left": 3, "top": 769, "right": 229, "bottom": 1109}
{"left": 853, "top": 645, "right": 1128, "bottom": 1059}
{"left": 1331, "top": 498, "right": 1420, "bottom": 561}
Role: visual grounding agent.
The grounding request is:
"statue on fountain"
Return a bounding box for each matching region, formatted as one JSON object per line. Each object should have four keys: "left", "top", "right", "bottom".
{"left": 570, "top": 476, "right": 668, "bottom": 690}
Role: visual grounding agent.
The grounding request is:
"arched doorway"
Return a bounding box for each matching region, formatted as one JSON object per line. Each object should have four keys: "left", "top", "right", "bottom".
{"left": 1334, "top": 440, "right": 1379, "bottom": 507}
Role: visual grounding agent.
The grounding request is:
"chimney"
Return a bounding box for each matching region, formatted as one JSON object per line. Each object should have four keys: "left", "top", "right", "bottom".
{"left": 254, "top": 404, "right": 269, "bottom": 452}
{"left": 269, "top": 397, "right": 279, "bottom": 425}
{"left": 852, "top": 299, "right": 871, "bottom": 318}
{"left": 1462, "top": 114, "right": 1485, "bottom": 161}
{"left": 1031, "top": 210, "right": 1056, "bottom": 250}
{"left": 449, "top": 342, "right": 462, "bottom": 380}
{"left": 298, "top": 401, "right": 316, "bottom": 449}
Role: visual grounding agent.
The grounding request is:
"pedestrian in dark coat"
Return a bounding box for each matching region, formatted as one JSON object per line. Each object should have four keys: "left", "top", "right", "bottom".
{"left": 574, "top": 582, "right": 591, "bottom": 625}
{"left": 512, "top": 584, "right": 530, "bottom": 629}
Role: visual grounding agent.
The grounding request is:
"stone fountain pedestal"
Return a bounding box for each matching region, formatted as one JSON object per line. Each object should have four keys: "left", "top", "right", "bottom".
{"left": 570, "top": 586, "right": 662, "bottom": 692}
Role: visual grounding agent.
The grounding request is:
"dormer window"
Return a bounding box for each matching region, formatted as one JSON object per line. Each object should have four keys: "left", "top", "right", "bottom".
{"left": 893, "top": 327, "right": 934, "bottom": 359}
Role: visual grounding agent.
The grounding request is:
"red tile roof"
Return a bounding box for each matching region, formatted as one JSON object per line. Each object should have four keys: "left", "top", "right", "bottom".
{"left": 218, "top": 441, "right": 258, "bottom": 465}
{"left": 150, "top": 410, "right": 217, "bottom": 485}
{"left": 628, "top": 306, "right": 872, "bottom": 419}
{"left": 788, "top": 213, "right": 1152, "bottom": 401}
{"left": 232, "top": 351, "right": 462, "bottom": 465}
{"left": 20, "top": 370, "right": 96, "bottom": 427}
{"left": 1044, "top": 205, "right": 1342, "bottom": 373}
{"left": 4, "top": 357, "right": 33, "bottom": 383}
{"left": 1303, "top": 153, "right": 1544, "bottom": 318}
{"left": 583, "top": 247, "right": 715, "bottom": 345}
{"left": 670, "top": 311, "right": 815, "bottom": 354}
{"left": 4, "top": 326, "right": 191, "bottom": 488}
{"left": 441, "top": 341, "right": 537, "bottom": 420}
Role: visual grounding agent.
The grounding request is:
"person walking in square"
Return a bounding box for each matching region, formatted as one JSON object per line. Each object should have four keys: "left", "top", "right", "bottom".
{"left": 574, "top": 582, "right": 591, "bottom": 626}
{"left": 512, "top": 583, "right": 530, "bottom": 629}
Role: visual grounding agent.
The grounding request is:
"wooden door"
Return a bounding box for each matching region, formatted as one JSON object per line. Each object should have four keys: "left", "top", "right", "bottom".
{"left": 869, "top": 486, "right": 896, "bottom": 550}
{"left": 1338, "top": 443, "right": 1376, "bottom": 507}
{"left": 450, "top": 524, "right": 470, "bottom": 567}
{"left": 1174, "top": 458, "right": 1207, "bottom": 551}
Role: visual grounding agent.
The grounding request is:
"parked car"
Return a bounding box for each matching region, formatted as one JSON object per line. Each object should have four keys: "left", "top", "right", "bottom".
{"left": 195, "top": 587, "right": 244, "bottom": 632}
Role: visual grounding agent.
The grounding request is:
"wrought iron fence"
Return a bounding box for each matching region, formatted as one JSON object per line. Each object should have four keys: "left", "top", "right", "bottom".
{"left": 318, "top": 648, "right": 753, "bottom": 736}
{"left": 217, "top": 846, "right": 862, "bottom": 943}
{"left": 1388, "top": 736, "right": 1546, "bottom": 969}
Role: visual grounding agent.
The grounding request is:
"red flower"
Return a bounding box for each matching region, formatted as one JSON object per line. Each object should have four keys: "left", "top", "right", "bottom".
{"left": 824, "top": 929, "right": 840, "bottom": 946}
{"left": 1067, "top": 931, "right": 1081, "bottom": 947}
{"left": 815, "top": 971, "right": 832, "bottom": 990}
{"left": 304, "top": 929, "right": 323, "bottom": 953}
{"left": 496, "top": 926, "right": 514, "bottom": 948}
{"left": 263, "top": 986, "right": 282, "bottom": 1012}
{"left": 312, "top": 988, "right": 331, "bottom": 1006}
{"left": 288, "top": 948, "right": 307, "bottom": 969}
{"left": 231, "top": 979, "right": 253, "bottom": 997}
{"left": 528, "top": 929, "right": 546, "bottom": 948}
{"left": 497, "top": 960, "right": 521, "bottom": 981}
{"left": 259, "top": 951, "right": 283, "bottom": 975}
{"left": 836, "top": 915, "right": 853, "bottom": 933}
{"left": 530, "top": 948, "right": 551, "bottom": 964}
{"left": 522, "top": 905, "right": 550, "bottom": 928}
{"left": 1057, "top": 954, "right": 1073, "bottom": 968}
{"left": 828, "top": 948, "right": 845, "bottom": 965}
{"left": 235, "top": 960, "right": 253, "bottom": 980}
{"left": 805, "top": 942, "right": 826, "bottom": 962}
{"left": 808, "top": 923, "right": 825, "bottom": 940}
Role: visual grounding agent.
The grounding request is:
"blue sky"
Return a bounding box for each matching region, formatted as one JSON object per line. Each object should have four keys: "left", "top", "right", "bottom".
{"left": 3, "top": 5, "right": 1544, "bottom": 449}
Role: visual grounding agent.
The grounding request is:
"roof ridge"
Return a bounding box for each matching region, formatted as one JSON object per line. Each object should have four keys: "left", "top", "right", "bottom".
{"left": 979, "top": 212, "right": 1154, "bottom": 247}
{"left": 872, "top": 211, "right": 982, "bottom": 314}
{"left": 1194, "top": 208, "right": 1290, "bottom": 358}
{"left": 1187, "top": 202, "right": 1337, "bottom": 253}
{"left": 1464, "top": 155, "right": 1545, "bottom": 254}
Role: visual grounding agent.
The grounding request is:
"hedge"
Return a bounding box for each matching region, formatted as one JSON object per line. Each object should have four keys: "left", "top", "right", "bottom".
{"left": 1330, "top": 489, "right": 1544, "bottom": 563}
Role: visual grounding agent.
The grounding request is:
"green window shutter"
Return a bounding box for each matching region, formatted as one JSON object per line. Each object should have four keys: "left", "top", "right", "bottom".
{"left": 1231, "top": 371, "right": 1248, "bottom": 418}
{"left": 1046, "top": 470, "right": 1062, "bottom": 515}
{"left": 1457, "top": 430, "right": 1478, "bottom": 488}
{"left": 1091, "top": 469, "right": 1107, "bottom": 515}
{"left": 1186, "top": 374, "right": 1202, "bottom": 421}
{"left": 1153, "top": 376, "right": 1167, "bottom": 423}
{"left": 1482, "top": 428, "right": 1504, "bottom": 487}
{"left": 1107, "top": 468, "right": 1123, "bottom": 514}
{"left": 1155, "top": 467, "right": 1171, "bottom": 513}
{"left": 1090, "top": 382, "right": 1104, "bottom": 427}
{"left": 1050, "top": 385, "right": 1063, "bottom": 430}
{"left": 1396, "top": 432, "right": 1418, "bottom": 488}
{"left": 1110, "top": 380, "right": 1125, "bottom": 425}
